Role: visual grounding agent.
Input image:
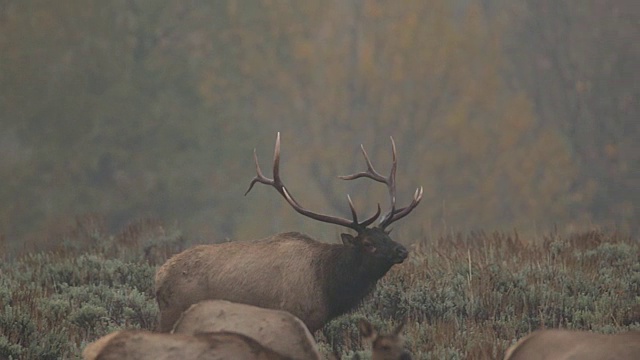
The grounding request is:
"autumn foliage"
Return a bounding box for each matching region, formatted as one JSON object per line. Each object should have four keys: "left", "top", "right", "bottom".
{"left": 0, "top": 0, "right": 637, "bottom": 249}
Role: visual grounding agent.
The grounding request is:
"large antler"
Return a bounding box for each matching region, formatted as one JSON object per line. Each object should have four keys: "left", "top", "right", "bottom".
{"left": 245, "top": 132, "right": 381, "bottom": 233}
{"left": 339, "top": 137, "right": 423, "bottom": 230}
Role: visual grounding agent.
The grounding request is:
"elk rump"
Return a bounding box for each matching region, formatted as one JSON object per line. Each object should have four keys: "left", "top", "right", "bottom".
{"left": 503, "top": 329, "right": 640, "bottom": 360}
{"left": 171, "top": 300, "right": 321, "bottom": 360}
{"left": 82, "top": 329, "right": 289, "bottom": 360}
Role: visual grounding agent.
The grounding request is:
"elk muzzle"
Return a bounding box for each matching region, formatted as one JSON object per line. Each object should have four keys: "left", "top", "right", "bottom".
{"left": 393, "top": 245, "right": 409, "bottom": 263}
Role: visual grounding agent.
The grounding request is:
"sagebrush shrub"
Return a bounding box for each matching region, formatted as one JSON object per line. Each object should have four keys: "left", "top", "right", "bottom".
{"left": 1, "top": 223, "right": 637, "bottom": 360}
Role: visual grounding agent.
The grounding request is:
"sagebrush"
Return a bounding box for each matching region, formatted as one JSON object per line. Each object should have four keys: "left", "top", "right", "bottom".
{"left": 1, "top": 219, "right": 638, "bottom": 359}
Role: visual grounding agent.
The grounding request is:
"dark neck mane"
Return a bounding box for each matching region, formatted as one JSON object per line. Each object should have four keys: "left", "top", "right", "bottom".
{"left": 318, "top": 244, "right": 392, "bottom": 319}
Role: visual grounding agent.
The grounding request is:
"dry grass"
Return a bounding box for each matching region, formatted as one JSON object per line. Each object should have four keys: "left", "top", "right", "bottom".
{"left": 1, "top": 218, "right": 638, "bottom": 359}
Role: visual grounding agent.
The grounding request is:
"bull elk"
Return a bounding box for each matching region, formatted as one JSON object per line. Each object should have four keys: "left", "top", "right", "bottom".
{"left": 155, "top": 133, "right": 423, "bottom": 332}
{"left": 503, "top": 329, "right": 640, "bottom": 360}
{"left": 82, "top": 329, "right": 289, "bottom": 360}
{"left": 358, "top": 319, "right": 412, "bottom": 360}
{"left": 171, "top": 300, "right": 321, "bottom": 360}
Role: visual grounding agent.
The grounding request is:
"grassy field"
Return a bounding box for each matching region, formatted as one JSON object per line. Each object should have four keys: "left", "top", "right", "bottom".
{"left": 1, "top": 218, "right": 638, "bottom": 359}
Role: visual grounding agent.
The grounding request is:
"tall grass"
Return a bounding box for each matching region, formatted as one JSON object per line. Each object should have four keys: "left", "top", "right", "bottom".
{"left": 1, "top": 218, "right": 638, "bottom": 359}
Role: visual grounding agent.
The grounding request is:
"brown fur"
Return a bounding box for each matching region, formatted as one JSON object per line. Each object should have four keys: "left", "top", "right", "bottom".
{"left": 171, "top": 300, "right": 321, "bottom": 360}
{"left": 156, "top": 230, "right": 406, "bottom": 333}
{"left": 82, "top": 329, "right": 289, "bottom": 360}
{"left": 503, "top": 329, "right": 640, "bottom": 360}
{"left": 358, "top": 319, "right": 411, "bottom": 360}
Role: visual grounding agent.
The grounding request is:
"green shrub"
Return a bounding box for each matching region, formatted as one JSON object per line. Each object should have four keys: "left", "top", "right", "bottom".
{"left": 0, "top": 334, "right": 24, "bottom": 360}
{"left": 0, "top": 224, "right": 637, "bottom": 360}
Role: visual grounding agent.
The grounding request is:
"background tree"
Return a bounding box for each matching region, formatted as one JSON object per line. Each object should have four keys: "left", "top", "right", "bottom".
{"left": 0, "top": 0, "right": 636, "bottom": 250}
{"left": 499, "top": 0, "right": 639, "bottom": 233}
{"left": 232, "top": 0, "right": 583, "bottom": 239}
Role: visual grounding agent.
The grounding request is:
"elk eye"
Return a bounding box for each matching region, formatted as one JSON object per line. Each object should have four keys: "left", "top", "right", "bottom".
{"left": 363, "top": 241, "right": 376, "bottom": 253}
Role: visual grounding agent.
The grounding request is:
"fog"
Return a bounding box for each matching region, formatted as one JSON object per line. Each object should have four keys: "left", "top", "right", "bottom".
{"left": 0, "top": 0, "right": 637, "bottom": 252}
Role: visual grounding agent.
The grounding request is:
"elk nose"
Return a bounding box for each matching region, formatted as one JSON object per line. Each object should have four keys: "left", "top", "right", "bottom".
{"left": 394, "top": 246, "right": 408, "bottom": 263}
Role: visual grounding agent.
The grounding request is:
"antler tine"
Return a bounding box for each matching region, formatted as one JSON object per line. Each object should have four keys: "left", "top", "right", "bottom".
{"left": 247, "top": 132, "right": 381, "bottom": 232}
{"left": 338, "top": 144, "right": 387, "bottom": 183}
{"left": 245, "top": 148, "right": 274, "bottom": 196}
{"left": 245, "top": 132, "right": 294, "bottom": 201}
{"left": 347, "top": 195, "right": 383, "bottom": 228}
{"left": 347, "top": 195, "right": 358, "bottom": 224}
{"left": 385, "top": 136, "right": 398, "bottom": 221}
{"left": 339, "top": 137, "right": 402, "bottom": 228}
{"left": 380, "top": 186, "right": 423, "bottom": 229}
{"left": 272, "top": 132, "right": 282, "bottom": 184}
{"left": 361, "top": 203, "right": 382, "bottom": 227}
{"left": 282, "top": 188, "right": 371, "bottom": 231}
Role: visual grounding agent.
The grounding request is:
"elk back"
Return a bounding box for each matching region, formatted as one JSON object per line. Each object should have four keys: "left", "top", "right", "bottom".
{"left": 504, "top": 329, "right": 640, "bottom": 360}
{"left": 82, "top": 329, "right": 289, "bottom": 360}
{"left": 172, "top": 300, "right": 321, "bottom": 360}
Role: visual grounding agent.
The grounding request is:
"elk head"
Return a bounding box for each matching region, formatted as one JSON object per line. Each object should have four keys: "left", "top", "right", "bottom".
{"left": 358, "top": 319, "right": 411, "bottom": 360}
{"left": 245, "top": 132, "right": 422, "bottom": 269}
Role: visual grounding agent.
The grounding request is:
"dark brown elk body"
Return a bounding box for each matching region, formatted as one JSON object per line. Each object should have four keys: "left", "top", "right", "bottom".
{"left": 358, "top": 319, "right": 412, "bottom": 360}
{"left": 82, "top": 329, "right": 289, "bottom": 360}
{"left": 503, "top": 329, "right": 640, "bottom": 360}
{"left": 171, "top": 300, "right": 321, "bottom": 360}
{"left": 155, "top": 133, "right": 422, "bottom": 332}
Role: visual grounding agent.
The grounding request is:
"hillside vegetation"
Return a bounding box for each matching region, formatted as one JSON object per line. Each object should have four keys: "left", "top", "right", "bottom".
{"left": 2, "top": 0, "right": 637, "bottom": 245}
{"left": 1, "top": 218, "right": 637, "bottom": 359}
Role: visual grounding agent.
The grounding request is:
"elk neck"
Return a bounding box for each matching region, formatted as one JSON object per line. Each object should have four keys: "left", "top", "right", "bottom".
{"left": 317, "top": 242, "right": 395, "bottom": 319}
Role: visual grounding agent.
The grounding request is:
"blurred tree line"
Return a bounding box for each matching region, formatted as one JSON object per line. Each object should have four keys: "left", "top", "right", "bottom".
{"left": 0, "top": 0, "right": 637, "bottom": 249}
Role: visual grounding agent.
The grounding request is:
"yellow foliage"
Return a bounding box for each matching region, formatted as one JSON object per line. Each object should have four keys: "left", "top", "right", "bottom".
{"left": 2, "top": 0, "right": 612, "bottom": 242}
{"left": 293, "top": 40, "right": 314, "bottom": 61}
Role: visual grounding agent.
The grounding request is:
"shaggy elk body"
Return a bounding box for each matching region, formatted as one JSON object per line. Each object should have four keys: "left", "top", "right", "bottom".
{"left": 82, "top": 329, "right": 288, "bottom": 360}
{"left": 172, "top": 300, "right": 321, "bottom": 360}
{"left": 503, "top": 329, "right": 640, "bottom": 360}
{"left": 155, "top": 133, "right": 423, "bottom": 332}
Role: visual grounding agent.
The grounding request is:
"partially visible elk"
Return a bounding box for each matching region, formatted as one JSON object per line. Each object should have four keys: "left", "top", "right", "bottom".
{"left": 503, "top": 329, "right": 640, "bottom": 360}
{"left": 82, "top": 329, "right": 289, "bottom": 360}
{"left": 155, "top": 133, "right": 423, "bottom": 332}
{"left": 171, "top": 300, "right": 321, "bottom": 360}
{"left": 358, "top": 319, "right": 411, "bottom": 360}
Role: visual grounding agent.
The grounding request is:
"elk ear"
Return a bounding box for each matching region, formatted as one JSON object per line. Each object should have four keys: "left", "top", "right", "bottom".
{"left": 358, "top": 319, "right": 376, "bottom": 339}
{"left": 341, "top": 233, "right": 357, "bottom": 247}
{"left": 393, "top": 319, "right": 406, "bottom": 335}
